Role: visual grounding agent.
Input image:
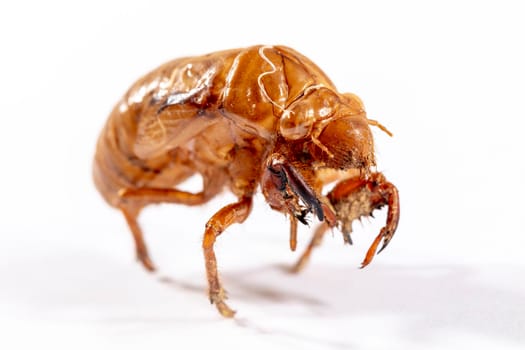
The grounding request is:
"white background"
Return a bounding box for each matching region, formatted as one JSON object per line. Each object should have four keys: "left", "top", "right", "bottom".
{"left": 1, "top": 1, "right": 524, "bottom": 349}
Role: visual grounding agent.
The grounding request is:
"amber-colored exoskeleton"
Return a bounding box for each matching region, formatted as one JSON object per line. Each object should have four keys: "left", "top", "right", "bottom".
{"left": 93, "top": 45, "right": 400, "bottom": 317}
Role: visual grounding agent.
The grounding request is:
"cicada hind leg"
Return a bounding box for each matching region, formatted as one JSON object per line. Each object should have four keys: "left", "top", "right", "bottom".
{"left": 118, "top": 187, "right": 210, "bottom": 272}
{"left": 121, "top": 205, "right": 156, "bottom": 272}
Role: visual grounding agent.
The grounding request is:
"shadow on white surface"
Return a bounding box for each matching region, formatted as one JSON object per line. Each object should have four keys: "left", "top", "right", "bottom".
{"left": 225, "top": 264, "right": 525, "bottom": 344}
{"left": 156, "top": 262, "right": 524, "bottom": 346}
{"left": 1, "top": 251, "right": 524, "bottom": 349}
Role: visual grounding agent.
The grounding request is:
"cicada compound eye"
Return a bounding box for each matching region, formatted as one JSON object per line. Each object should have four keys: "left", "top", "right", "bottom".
{"left": 279, "top": 87, "right": 338, "bottom": 140}
{"left": 279, "top": 109, "right": 313, "bottom": 140}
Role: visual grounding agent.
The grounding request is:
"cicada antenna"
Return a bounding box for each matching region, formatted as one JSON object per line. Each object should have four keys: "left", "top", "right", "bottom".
{"left": 368, "top": 118, "right": 393, "bottom": 137}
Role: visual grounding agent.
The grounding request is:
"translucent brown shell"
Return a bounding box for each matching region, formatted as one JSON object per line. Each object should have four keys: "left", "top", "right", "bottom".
{"left": 93, "top": 45, "right": 399, "bottom": 317}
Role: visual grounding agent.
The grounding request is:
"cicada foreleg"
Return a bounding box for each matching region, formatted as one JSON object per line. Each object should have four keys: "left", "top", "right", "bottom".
{"left": 328, "top": 173, "right": 400, "bottom": 268}
{"left": 292, "top": 173, "right": 399, "bottom": 272}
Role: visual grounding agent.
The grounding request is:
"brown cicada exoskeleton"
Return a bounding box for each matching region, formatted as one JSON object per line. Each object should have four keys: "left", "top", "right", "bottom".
{"left": 93, "top": 45, "right": 400, "bottom": 317}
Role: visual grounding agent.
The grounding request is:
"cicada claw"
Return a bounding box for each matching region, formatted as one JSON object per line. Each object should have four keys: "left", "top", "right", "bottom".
{"left": 329, "top": 173, "right": 400, "bottom": 268}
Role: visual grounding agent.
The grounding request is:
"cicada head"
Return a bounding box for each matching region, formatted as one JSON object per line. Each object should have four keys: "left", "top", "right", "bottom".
{"left": 314, "top": 94, "right": 376, "bottom": 171}
{"left": 280, "top": 87, "right": 376, "bottom": 172}
{"left": 264, "top": 88, "right": 383, "bottom": 226}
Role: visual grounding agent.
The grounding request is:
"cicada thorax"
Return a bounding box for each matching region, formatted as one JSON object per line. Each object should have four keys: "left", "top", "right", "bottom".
{"left": 217, "top": 46, "right": 337, "bottom": 140}
{"left": 123, "top": 45, "right": 340, "bottom": 148}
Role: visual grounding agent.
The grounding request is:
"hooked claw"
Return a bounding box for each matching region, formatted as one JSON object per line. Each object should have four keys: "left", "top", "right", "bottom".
{"left": 359, "top": 226, "right": 395, "bottom": 269}
{"left": 327, "top": 173, "right": 400, "bottom": 268}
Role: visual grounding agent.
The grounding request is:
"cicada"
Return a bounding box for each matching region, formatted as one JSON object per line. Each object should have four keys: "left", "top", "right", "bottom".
{"left": 93, "top": 45, "right": 400, "bottom": 317}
